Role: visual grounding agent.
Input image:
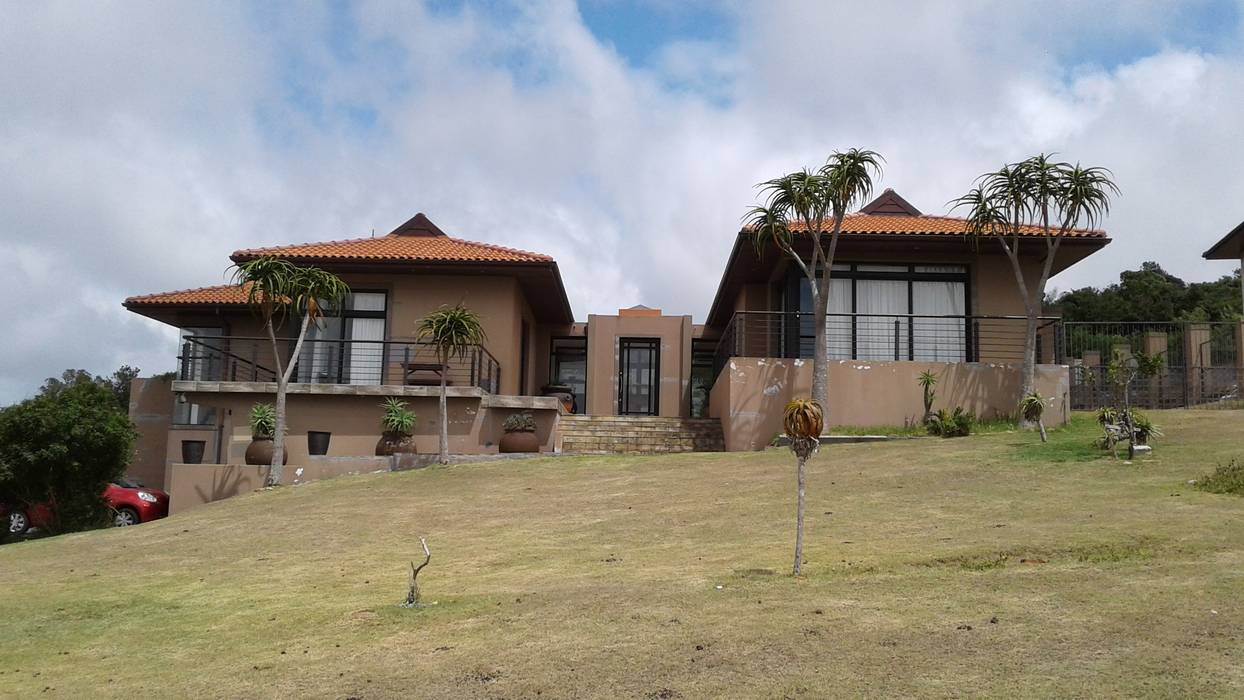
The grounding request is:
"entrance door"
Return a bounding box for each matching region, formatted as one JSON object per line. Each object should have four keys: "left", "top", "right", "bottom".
{"left": 618, "top": 338, "right": 659, "bottom": 415}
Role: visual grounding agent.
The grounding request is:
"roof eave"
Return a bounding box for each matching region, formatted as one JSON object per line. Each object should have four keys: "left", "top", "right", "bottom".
{"left": 1203, "top": 221, "right": 1244, "bottom": 260}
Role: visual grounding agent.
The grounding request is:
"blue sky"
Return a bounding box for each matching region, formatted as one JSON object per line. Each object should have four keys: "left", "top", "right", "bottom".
{"left": 2, "top": 0, "right": 1244, "bottom": 402}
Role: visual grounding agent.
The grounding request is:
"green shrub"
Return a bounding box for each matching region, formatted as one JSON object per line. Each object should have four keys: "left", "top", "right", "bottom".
{"left": 927, "top": 407, "right": 974, "bottom": 438}
{"left": 503, "top": 412, "right": 537, "bottom": 433}
{"left": 249, "top": 403, "right": 276, "bottom": 438}
{"left": 1195, "top": 459, "right": 1244, "bottom": 496}
{"left": 380, "top": 398, "right": 416, "bottom": 435}
{"left": 0, "top": 382, "right": 136, "bottom": 534}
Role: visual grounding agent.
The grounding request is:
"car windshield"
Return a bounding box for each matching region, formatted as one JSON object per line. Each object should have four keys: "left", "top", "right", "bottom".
{"left": 114, "top": 477, "right": 144, "bottom": 489}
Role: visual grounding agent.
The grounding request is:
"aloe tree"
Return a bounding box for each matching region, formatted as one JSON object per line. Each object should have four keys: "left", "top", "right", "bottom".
{"left": 783, "top": 398, "right": 823, "bottom": 576}
{"left": 231, "top": 256, "right": 349, "bottom": 484}
{"left": 952, "top": 155, "right": 1118, "bottom": 427}
{"left": 416, "top": 304, "right": 487, "bottom": 464}
{"left": 745, "top": 149, "right": 883, "bottom": 413}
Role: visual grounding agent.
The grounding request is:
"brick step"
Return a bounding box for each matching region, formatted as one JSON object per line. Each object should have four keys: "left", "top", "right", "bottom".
{"left": 557, "top": 415, "right": 725, "bottom": 454}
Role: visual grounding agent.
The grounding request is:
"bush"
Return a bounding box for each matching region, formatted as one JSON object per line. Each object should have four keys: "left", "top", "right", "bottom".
{"left": 1195, "top": 459, "right": 1244, "bottom": 496}
{"left": 249, "top": 403, "right": 276, "bottom": 439}
{"left": 503, "top": 412, "right": 537, "bottom": 433}
{"left": 380, "top": 398, "right": 416, "bottom": 435}
{"left": 0, "top": 382, "right": 136, "bottom": 534}
{"left": 926, "top": 407, "right": 974, "bottom": 438}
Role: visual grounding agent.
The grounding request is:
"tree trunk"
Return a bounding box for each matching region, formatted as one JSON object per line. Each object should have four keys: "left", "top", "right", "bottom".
{"left": 793, "top": 453, "right": 807, "bottom": 576}
{"left": 270, "top": 381, "right": 286, "bottom": 485}
{"left": 1018, "top": 308, "right": 1039, "bottom": 429}
{"left": 438, "top": 352, "right": 449, "bottom": 465}
{"left": 1037, "top": 419, "right": 1048, "bottom": 443}
{"left": 810, "top": 288, "right": 830, "bottom": 415}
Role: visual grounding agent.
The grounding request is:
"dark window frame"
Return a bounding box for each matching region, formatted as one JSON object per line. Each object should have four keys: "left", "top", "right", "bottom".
{"left": 617, "top": 337, "right": 660, "bottom": 416}
{"left": 787, "top": 263, "right": 972, "bottom": 361}
{"left": 549, "top": 335, "right": 588, "bottom": 413}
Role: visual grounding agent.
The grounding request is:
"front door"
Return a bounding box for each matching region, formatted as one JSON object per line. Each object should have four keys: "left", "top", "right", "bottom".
{"left": 618, "top": 338, "right": 659, "bottom": 415}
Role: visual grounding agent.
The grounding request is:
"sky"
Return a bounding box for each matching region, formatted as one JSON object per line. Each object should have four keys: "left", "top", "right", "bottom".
{"left": 2, "top": 0, "right": 1244, "bottom": 403}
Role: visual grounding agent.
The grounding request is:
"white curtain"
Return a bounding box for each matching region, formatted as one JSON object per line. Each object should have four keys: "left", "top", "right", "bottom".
{"left": 912, "top": 280, "right": 966, "bottom": 361}
{"left": 856, "top": 279, "right": 908, "bottom": 360}
{"left": 347, "top": 293, "right": 386, "bottom": 385}
{"left": 825, "top": 277, "right": 853, "bottom": 359}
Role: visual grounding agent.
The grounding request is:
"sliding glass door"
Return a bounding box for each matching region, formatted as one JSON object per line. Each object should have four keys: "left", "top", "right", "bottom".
{"left": 296, "top": 291, "right": 388, "bottom": 384}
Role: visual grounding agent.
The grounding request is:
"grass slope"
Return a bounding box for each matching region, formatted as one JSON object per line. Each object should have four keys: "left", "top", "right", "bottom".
{"left": 2, "top": 411, "right": 1243, "bottom": 698}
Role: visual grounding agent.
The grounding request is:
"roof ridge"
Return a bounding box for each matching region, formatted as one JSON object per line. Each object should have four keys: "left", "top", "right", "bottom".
{"left": 233, "top": 234, "right": 378, "bottom": 257}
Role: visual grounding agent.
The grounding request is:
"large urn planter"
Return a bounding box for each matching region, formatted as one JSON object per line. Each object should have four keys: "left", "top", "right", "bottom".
{"left": 181, "top": 439, "right": 206, "bottom": 465}
{"left": 499, "top": 412, "right": 540, "bottom": 453}
{"left": 375, "top": 431, "right": 417, "bottom": 456}
{"left": 499, "top": 430, "right": 539, "bottom": 453}
{"left": 307, "top": 430, "right": 332, "bottom": 456}
{"left": 245, "top": 437, "right": 288, "bottom": 466}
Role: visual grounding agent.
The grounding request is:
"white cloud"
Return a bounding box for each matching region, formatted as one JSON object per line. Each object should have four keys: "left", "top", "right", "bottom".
{"left": 2, "top": 0, "right": 1243, "bottom": 402}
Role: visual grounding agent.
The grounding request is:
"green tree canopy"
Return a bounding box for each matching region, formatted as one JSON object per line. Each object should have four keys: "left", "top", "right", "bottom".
{"left": 0, "top": 382, "right": 137, "bottom": 533}
{"left": 1051, "top": 262, "right": 1241, "bottom": 323}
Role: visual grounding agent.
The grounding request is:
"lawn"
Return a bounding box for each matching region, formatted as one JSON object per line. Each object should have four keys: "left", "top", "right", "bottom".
{"left": 2, "top": 410, "right": 1243, "bottom": 698}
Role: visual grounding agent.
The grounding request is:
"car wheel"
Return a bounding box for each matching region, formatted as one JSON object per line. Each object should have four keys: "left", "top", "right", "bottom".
{"left": 113, "top": 508, "right": 139, "bottom": 527}
{"left": 8, "top": 510, "right": 28, "bottom": 535}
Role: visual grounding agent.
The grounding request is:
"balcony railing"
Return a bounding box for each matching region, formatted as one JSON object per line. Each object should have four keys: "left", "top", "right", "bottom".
{"left": 178, "top": 336, "right": 501, "bottom": 393}
{"left": 712, "top": 311, "right": 1062, "bottom": 379}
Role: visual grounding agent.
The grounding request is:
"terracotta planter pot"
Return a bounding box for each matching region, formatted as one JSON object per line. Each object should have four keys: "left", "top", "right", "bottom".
{"left": 499, "top": 430, "right": 540, "bottom": 453}
{"left": 375, "top": 431, "right": 417, "bottom": 456}
{"left": 245, "top": 437, "right": 288, "bottom": 466}
{"left": 307, "top": 431, "right": 332, "bottom": 456}
{"left": 181, "top": 439, "right": 206, "bottom": 465}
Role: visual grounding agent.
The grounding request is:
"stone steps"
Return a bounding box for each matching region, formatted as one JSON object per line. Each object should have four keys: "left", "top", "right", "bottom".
{"left": 558, "top": 416, "right": 725, "bottom": 454}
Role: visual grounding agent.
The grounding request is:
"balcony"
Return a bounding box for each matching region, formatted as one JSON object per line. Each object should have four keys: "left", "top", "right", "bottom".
{"left": 178, "top": 336, "right": 501, "bottom": 393}
{"left": 713, "top": 311, "right": 1062, "bottom": 378}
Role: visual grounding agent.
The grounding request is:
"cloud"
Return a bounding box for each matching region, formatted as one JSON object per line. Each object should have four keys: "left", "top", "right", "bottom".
{"left": 1, "top": 0, "right": 1243, "bottom": 402}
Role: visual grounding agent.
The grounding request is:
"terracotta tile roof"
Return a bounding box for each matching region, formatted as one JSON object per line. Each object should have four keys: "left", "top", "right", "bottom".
{"left": 231, "top": 213, "right": 553, "bottom": 264}
{"left": 124, "top": 283, "right": 249, "bottom": 306}
{"left": 777, "top": 212, "right": 1106, "bottom": 238}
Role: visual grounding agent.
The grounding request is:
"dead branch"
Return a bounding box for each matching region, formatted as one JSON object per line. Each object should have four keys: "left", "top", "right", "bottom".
{"left": 403, "top": 537, "right": 432, "bottom": 608}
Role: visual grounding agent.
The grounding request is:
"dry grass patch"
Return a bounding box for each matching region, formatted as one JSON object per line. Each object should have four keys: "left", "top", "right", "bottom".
{"left": 1, "top": 410, "right": 1243, "bottom": 698}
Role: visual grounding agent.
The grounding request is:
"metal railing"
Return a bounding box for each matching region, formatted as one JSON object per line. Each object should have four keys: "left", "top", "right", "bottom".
{"left": 178, "top": 336, "right": 501, "bottom": 393}
{"left": 1061, "top": 321, "right": 1242, "bottom": 409}
{"left": 712, "top": 311, "right": 1061, "bottom": 379}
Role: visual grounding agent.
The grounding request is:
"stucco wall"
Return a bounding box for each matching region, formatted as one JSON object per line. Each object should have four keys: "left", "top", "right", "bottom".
{"left": 166, "top": 457, "right": 390, "bottom": 515}
{"left": 181, "top": 390, "right": 560, "bottom": 465}
{"left": 128, "top": 376, "right": 175, "bottom": 489}
{"left": 584, "top": 314, "right": 694, "bottom": 417}
{"left": 709, "top": 358, "right": 1070, "bottom": 451}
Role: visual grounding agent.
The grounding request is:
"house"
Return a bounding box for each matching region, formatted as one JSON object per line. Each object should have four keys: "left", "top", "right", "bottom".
{"left": 124, "top": 189, "right": 1110, "bottom": 504}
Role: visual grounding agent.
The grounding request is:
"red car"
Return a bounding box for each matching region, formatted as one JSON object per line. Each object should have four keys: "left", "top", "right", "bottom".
{"left": 4, "top": 478, "right": 169, "bottom": 536}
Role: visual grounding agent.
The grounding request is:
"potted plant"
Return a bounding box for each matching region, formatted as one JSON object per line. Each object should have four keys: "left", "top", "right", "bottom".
{"left": 375, "top": 398, "right": 417, "bottom": 456}
{"left": 499, "top": 412, "right": 539, "bottom": 453}
{"left": 245, "top": 403, "right": 287, "bottom": 466}
{"left": 307, "top": 430, "right": 331, "bottom": 456}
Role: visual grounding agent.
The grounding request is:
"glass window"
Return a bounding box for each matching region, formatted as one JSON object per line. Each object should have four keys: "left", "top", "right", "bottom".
{"left": 297, "top": 292, "right": 388, "bottom": 384}
{"left": 175, "top": 327, "right": 221, "bottom": 426}
{"left": 550, "top": 337, "right": 587, "bottom": 413}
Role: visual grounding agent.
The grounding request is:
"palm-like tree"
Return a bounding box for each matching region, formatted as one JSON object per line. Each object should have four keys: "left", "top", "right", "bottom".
{"left": 783, "top": 398, "right": 823, "bottom": 576}
{"left": 953, "top": 155, "right": 1117, "bottom": 429}
{"left": 745, "top": 149, "right": 883, "bottom": 413}
{"left": 416, "top": 304, "right": 487, "bottom": 464}
{"left": 231, "top": 256, "right": 350, "bottom": 484}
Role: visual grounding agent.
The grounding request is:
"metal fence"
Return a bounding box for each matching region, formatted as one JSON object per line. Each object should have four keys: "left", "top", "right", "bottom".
{"left": 1061, "top": 321, "right": 1242, "bottom": 410}
{"left": 179, "top": 336, "right": 502, "bottom": 393}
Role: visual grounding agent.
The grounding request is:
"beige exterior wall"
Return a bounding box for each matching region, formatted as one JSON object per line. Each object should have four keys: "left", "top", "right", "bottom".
{"left": 128, "top": 376, "right": 175, "bottom": 489}
{"left": 182, "top": 391, "right": 559, "bottom": 466}
{"left": 584, "top": 314, "right": 694, "bottom": 417}
{"left": 166, "top": 457, "right": 389, "bottom": 515}
{"left": 709, "top": 357, "right": 1070, "bottom": 451}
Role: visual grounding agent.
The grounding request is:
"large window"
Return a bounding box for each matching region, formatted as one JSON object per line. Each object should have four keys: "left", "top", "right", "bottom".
{"left": 297, "top": 292, "right": 388, "bottom": 384}
{"left": 618, "top": 338, "right": 660, "bottom": 416}
{"left": 794, "top": 263, "right": 968, "bottom": 361}
{"left": 175, "top": 327, "right": 221, "bottom": 426}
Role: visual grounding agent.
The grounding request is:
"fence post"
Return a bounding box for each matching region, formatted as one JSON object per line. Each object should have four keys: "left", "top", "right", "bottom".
{"left": 893, "top": 319, "right": 900, "bottom": 361}
{"left": 1143, "top": 331, "right": 1167, "bottom": 408}
{"left": 1183, "top": 323, "right": 1211, "bottom": 406}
